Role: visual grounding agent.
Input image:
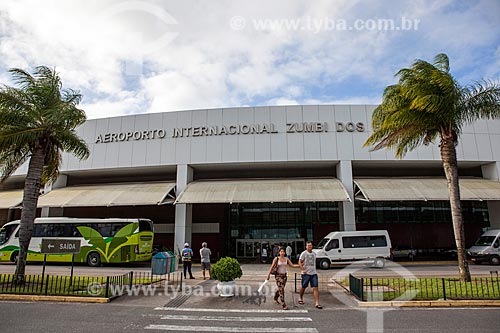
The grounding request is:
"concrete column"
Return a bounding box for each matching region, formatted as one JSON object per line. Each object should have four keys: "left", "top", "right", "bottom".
{"left": 40, "top": 175, "right": 67, "bottom": 217}
{"left": 337, "top": 160, "right": 356, "bottom": 231}
{"left": 174, "top": 165, "right": 193, "bottom": 255}
{"left": 482, "top": 162, "right": 500, "bottom": 229}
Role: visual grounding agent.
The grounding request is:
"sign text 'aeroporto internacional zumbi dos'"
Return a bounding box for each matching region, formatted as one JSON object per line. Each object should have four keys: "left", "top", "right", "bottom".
{"left": 94, "top": 121, "right": 365, "bottom": 144}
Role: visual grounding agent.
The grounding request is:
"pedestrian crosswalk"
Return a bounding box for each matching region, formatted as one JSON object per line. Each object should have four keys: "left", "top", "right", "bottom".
{"left": 145, "top": 307, "right": 319, "bottom": 332}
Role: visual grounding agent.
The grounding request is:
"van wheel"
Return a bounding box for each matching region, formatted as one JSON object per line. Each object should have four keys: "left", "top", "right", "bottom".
{"left": 10, "top": 251, "right": 19, "bottom": 263}
{"left": 374, "top": 258, "right": 385, "bottom": 268}
{"left": 319, "top": 259, "right": 330, "bottom": 270}
{"left": 490, "top": 255, "right": 500, "bottom": 266}
{"left": 87, "top": 252, "right": 101, "bottom": 267}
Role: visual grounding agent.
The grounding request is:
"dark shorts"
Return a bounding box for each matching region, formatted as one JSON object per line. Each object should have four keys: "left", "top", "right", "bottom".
{"left": 201, "top": 262, "right": 211, "bottom": 270}
{"left": 301, "top": 274, "right": 318, "bottom": 288}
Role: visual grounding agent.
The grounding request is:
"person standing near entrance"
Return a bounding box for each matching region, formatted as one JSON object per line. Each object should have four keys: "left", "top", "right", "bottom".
{"left": 266, "top": 247, "right": 299, "bottom": 310}
{"left": 286, "top": 244, "right": 292, "bottom": 260}
{"left": 181, "top": 243, "right": 195, "bottom": 279}
{"left": 261, "top": 246, "right": 268, "bottom": 263}
{"left": 199, "top": 242, "right": 211, "bottom": 280}
{"left": 298, "top": 241, "right": 322, "bottom": 309}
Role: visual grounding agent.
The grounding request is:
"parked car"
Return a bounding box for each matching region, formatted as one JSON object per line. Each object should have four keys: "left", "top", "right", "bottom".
{"left": 391, "top": 246, "right": 417, "bottom": 260}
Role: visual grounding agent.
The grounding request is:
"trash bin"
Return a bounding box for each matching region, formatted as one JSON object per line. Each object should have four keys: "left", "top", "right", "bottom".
{"left": 165, "top": 253, "right": 172, "bottom": 274}
{"left": 168, "top": 251, "right": 177, "bottom": 272}
{"left": 151, "top": 252, "right": 168, "bottom": 275}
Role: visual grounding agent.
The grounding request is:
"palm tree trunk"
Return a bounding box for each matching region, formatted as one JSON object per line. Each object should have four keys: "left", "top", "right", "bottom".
{"left": 13, "top": 147, "right": 45, "bottom": 284}
{"left": 440, "top": 135, "right": 471, "bottom": 282}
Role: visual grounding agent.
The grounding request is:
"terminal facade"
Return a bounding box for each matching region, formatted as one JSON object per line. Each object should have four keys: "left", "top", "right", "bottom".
{"left": 1, "top": 105, "right": 500, "bottom": 259}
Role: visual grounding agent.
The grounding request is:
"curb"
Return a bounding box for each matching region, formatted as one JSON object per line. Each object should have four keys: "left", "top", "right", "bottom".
{"left": 356, "top": 299, "right": 500, "bottom": 307}
{"left": 0, "top": 294, "right": 110, "bottom": 303}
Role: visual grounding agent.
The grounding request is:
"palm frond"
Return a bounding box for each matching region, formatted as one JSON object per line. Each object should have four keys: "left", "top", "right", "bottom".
{"left": 433, "top": 53, "right": 450, "bottom": 73}
{"left": 460, "top": 81, "right": 500, "bottom": 123}
{"left": 8, "top": 68, "right": 35, "bottom": 89}
{"left": 0, "top": 65, "right": 89, "bottom": 184}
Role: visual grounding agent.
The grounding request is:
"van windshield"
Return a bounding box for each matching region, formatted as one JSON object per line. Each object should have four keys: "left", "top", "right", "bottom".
{"left": 315, "top": 238, "right": 329, "bottom": 249}
{"left": 474, "top": 236, "right": 496, "bottom": 246}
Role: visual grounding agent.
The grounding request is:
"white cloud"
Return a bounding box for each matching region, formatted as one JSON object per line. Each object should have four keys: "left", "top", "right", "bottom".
{"left": 0, "top": 0, "right": 498, "bottom": 119}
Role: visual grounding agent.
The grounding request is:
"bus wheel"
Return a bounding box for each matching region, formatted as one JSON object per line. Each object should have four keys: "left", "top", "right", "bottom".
{"left": 10, "top": 251, "right": 19, "bottom": 263}
{"left": 319, "top": 259, "right": 330, "bottom": 270}
{"left": 87, "top": 252, "right": 101, "bottom": 267}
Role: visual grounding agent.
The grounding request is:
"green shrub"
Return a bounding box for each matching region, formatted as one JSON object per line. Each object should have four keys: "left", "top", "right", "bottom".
{"left": 210, "top": 257, "right": 242, "bottom": 282}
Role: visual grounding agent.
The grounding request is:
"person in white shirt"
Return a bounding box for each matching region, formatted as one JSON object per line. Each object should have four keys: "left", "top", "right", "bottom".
{"left": 199, "top": 242, "right": 212, "bottom": 280}
{"left": 298, "top": 241, "right": 322, "bottom": 309}
{"left": 285, "top": 245, "right": 292, "bottom": 260}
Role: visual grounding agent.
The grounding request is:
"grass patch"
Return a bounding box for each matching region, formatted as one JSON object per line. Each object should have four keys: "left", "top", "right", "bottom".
{"left": 0, "top": 272, "right": 164, "bottom": 297}
{"left": 342, "top": 276, "right": 500, "bottom": 301}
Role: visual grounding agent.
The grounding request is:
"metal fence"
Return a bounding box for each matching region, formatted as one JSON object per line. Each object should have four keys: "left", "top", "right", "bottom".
{"left": 348, "top": 274, "right": 500, "bottom": 301}
{"left": 0, "top": 271, "right": 172, "bottom": 298}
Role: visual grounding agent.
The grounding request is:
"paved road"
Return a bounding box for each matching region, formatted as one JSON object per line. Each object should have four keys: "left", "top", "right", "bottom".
{"left": 0, "top": 297, "right": 499, "bottom": 332}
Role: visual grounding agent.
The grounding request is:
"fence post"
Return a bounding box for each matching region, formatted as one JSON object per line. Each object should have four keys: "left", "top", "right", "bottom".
{"left": 105, "top": 276, "right": 110, "bottom": 298}
{"left": 44, "top": 275, "right": 49, "bottom": 296}
{"left": 442, "top": 278, "right": 446, "bottom": 300}
{"left": 129, "top": 271, "right": 133, "bottom": 289}
{"left": 369, "top": 278, "right": 373, "bottom": 301}
{"left": 361, "top": 278, "right": 364, "bottom": 301}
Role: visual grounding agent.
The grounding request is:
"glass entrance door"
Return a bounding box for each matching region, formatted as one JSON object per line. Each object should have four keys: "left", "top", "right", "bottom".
{"left": 236, "top": 240, "right": 262, "bottom": 258}
{"left": 236, "top": 238, "right": 305, "bottom": 260}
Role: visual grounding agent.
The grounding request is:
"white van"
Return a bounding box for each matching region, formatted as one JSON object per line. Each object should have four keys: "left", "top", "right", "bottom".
{"left": 467, "top": 229, "right": 500, "bottom": 265}
{"left": 312, "top": 230, "right": 392, "bottom": 269}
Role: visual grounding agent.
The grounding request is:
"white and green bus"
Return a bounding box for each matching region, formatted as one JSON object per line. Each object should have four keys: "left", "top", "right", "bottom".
{"left": 0, "top": 217, "right": 154, "bottom": 266}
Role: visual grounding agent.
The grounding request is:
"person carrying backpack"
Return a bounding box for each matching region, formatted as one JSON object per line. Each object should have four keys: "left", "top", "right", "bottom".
{"left": 181, "top": 243, "right": 195, "bottom": 279}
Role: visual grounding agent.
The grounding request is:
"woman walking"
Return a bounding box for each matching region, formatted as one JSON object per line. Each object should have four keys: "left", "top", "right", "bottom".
{"left": 266, "top": 247, "right": 299, "bottom": 310}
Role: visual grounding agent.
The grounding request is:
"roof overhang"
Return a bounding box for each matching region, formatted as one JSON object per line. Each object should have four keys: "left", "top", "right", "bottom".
{"left": 354, "top": 178, "right": 500, "bottom": 201}
{"left": 0, "top": 190, "right": 24, "bottom": 209}
{"left": 175, "top": 178, "right": 351, "bottom": 204}
{"left": 37, "top": 182, "right": 176, "bottom": 207}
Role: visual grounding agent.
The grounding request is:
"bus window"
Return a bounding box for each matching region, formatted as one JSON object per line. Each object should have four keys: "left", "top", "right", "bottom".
{"left": 52, "top": 224, "right": 65, "bottom": 237}
{"left": 98, "top": 223, "right": 112, "bottom": 237}
{"left": 33, "top": 224, "right": 48, "bottom": 237}
{"left": 139, "top": 219, "right": 153, "bottom": 232}
{"left": 0, "top": 224, "right": 18, "bottom": 245}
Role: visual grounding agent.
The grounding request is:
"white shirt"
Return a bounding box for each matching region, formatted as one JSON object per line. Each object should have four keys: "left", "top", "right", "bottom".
{"left": 299, "top": 250, "right": 317, "bottom": 275}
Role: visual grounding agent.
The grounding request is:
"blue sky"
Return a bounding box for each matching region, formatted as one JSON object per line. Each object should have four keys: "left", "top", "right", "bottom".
{"left": 0, "top": 0, "right": 499, "bottom": 119}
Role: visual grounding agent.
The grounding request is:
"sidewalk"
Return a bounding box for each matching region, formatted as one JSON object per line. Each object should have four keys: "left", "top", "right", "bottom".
{"left": 173, "top": 263, "right": 343, "bottom": 311}
{"left": 2, "top": 262, "right": 499, "bottom": 308}
{"left": 175, "top": 263, "right": 500, "bottom": 309}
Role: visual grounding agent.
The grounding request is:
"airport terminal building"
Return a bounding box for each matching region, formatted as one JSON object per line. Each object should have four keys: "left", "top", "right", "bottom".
{"left": 1, "top": 104, "right": 500, "bottom": 259}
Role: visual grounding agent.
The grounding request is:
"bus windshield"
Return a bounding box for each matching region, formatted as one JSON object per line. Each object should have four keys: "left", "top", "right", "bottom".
{"left": 0, "top": 224, "right": 18, "bottom": 245}
{"left": 139, "top": 219, "right": 153, "bottom": 232}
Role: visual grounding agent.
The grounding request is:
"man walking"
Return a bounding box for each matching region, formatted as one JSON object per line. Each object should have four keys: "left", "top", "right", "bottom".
{"left": 200, "top": 242, "right": 212, "bottom": 280}
{"left": 298, "top": 241, "right": 322, "bottom": 309}
{"left": 181, "top": 243, "right": 195, "bottom": 279}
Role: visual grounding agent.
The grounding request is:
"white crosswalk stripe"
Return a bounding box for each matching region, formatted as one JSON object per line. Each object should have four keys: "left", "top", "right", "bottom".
{"left": 154, "top": 307, "right": 308, "bottom": 313}
{"left": 145, "top": 307, "right": 319, "bottom": 332}
{"left": 158, "top": 314, "right": 312, "bottom": 322}
{"left": 145, "top": 325, "right": 318, "bottom": 332}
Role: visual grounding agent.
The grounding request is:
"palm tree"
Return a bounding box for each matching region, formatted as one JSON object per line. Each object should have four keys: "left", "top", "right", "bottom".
{"left": 0, "top": 66, "right": 89, "bottom": 283}
{"left": 364, "top": 54, "right": 500, "bottom": 282}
